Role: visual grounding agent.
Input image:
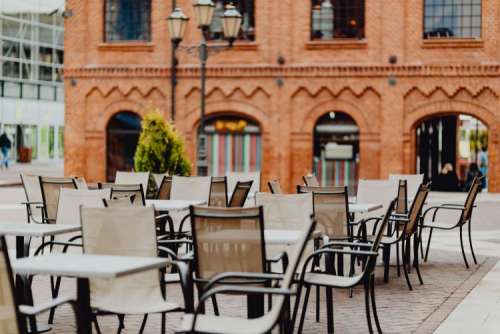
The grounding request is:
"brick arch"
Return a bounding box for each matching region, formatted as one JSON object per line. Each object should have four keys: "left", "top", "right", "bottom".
{"left": 183, "top": 100, "right": 270, "bottom": 134}
{"left": 100, "top": 100, "right": 146, "bottom": 131}
{"left": 299, "top": 98, "right": 372, "bottom": 135}
{"left": 404, "top": 99, "right": 500, "bottom": 191}
{"left": 404, "top": 100, "right": 496, "bottom": 131}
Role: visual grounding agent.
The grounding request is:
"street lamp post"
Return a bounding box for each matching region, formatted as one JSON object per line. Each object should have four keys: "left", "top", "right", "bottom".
{"left": 167, "top": 1, "right": 242, "bottom": 176}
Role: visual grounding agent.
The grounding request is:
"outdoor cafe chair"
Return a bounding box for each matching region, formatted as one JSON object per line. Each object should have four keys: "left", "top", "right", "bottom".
{"left": 35, "top": 188, "right": 110, "bottom": 324}
{"left": 102, "top": 196, "right": 136, "bottom": 207}
{"left": 267, "top": 179, "right": 283, "bottom": 194}
{"left": 98, "top": 183, "right": 145, "bottom": 206}
{"left": 157, "top": 176, "right": 173, "bottom": 200}
{"left": 115, "top": 171, "right": 150, "bottom": 197}
{"left": 177, "top": 210, "right": 317, "bottom": 334}
{"left": 226, "top": 171, "right": 261, "bottom": 195}
{"left": 81, "top": 206, "right": 193, "bottom": 333}
{"left": 39, "top": 176, "right": 78, "bottom": 225}
{"left": 295, "top": 199, "right": 397, "bottom": 334}
{"left": 228, "top": 180, "right": 253, "bottom": 207}
{"left": 209, "top": 176, "right": 228, "bottom": 207}
{"left": 389, "top": 173, "right": 424, "bottom": 200}
{"left": 20, "top": 174, "right": 44, "bottom": 224}
{"left": 0, "top": 235, "right": 76, "bottom": 334}
{"left": 189, "top": 206, "right": 270, "bottom": 317}
{"left": 420, "top": 176, "right": 483, "bottom": 268}
{"left": 380, "top": 182, "right": 430, "bottom": 290}
{"left": 74, "top": 177, "right": 89, "bottom": 190}
{"left": 153, "top": 173, "right": 168, "bottom": 190}
{"left": 303, "top": 174, "right": 320, "bottom": 187}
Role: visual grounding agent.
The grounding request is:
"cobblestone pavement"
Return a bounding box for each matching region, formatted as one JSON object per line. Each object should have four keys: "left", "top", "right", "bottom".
{"left": 22, "top": 247, "right": 490, "bottom": 334}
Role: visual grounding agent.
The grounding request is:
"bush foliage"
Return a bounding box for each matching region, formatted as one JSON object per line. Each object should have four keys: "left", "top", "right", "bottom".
{"left": 134, "top": 110, "right": 191, "bottom": 176}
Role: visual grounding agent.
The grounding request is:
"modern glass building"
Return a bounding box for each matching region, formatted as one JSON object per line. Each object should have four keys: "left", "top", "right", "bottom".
{"left": 0, "top": 0, "right": 64, "bottom": 161}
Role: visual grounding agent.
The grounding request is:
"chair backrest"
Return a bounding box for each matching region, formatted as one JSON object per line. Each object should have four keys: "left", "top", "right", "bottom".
{"left": 389, "top": 174, "right": 423, "bottom": 199}
{"left": 115, "top": 171, "right": 149, "bottom": 198}
{"left": 152, "top": 173, "right": 168, "bottom": 189}
{"left": 157, "top": 176, "right": 172, "bottom": 200}
{"left": 209, "top": 176, "right": 228, "bottom": 207}
{"left": 109, "top": 184, "right": 145, "bottom": 206}
{"left": 102, "top": 196, "right": 136, "bottom": 207}
{"left": 56, "top": 189, "right": 109, "bottom": 226}
{"left": 297, "top": 185, "right": 350, "bottom": 239}
{"left": 255, "top": 192, "right": 313, "bottom": 230}
{"left": 303, "top": 174, "right": 319, "bottom": 187}
{"left": 39, "top": 176, "right": 77, "bottom": 223}
{"left": 0, "top": 236, "right": 23, "bottom": 334}
{"left": 171, "top": 176, "right": 211, "bottom": 202}
{"left": 20, "top": 174, "right": 43, "bottom": 203}
{"left": 80, "top": 206, "right": 162, "bottom": 312}
{"left": 228, "top": 180, "right": 253, "bottom": 207}
{"left": 404, "top": 182, "right": 431, "bottom": 237}
{"left": 395, "top": 180, "right": 408, "bottom": 214}
{"left": 356, "top": 179, "right": 398, "bottom": 218}
{"left": 367, "top": 199, "right": 397, "bottom": 270}
{"left": 267, "top": 180, "right": 282, "bottom": 194}
{"left": 462, "top": 176, "right": 483, "bottom": 223}
{"left": 97, "top": 182, "right": 114, "bottom": 190}
{"left": 226, "top": 171, "right": 261, "bottom": 195}
{"left": 189, "top": 206, "right": 266, "bottom": 280}
{"left": 74, "top": 177, "right": 88, "bottom": 190}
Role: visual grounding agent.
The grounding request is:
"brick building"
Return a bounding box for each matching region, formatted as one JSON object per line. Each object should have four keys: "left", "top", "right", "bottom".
{"left": 63, "top": 0, "right": 500, "bottom": 192}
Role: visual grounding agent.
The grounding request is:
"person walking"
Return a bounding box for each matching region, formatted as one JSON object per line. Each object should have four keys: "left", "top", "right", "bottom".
{"left": 0, "top": 131, "right": 12, "bottom": 169}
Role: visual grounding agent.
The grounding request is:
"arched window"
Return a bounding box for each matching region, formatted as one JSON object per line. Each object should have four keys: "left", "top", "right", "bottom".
{"left": 311, "top": 0, "right": 365, "bottom": 40}
{"left": 106, "top": 111, "right": 142, "bottom": 181}
{"left": 201, "top": 115, "right": 261, "bottom": 176}
{"left": 208, "top": 0, "right": 255, "bottom": 41}
{"left": 104, "top": 0, "right": 151, "bottom": 42}
{"left": 313, "top": 111, "right": 360, "bottom": 193}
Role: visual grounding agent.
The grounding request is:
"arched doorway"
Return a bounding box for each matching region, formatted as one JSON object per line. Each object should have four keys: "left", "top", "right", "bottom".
{"left": 313, "top": 111, "right": 360, "bottom": 193}
{"left": 200, "top": 115, "right": 262, "bottom": 176}
{"left": 106, "top": 111, "right": 142, "bottom": 181}
{"left": 415, "top": 114, "right": 488, "bottom": 190}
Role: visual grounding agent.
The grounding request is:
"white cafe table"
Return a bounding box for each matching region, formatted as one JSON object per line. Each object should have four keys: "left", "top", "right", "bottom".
{"left": 146, "top": 199, "right": 206, "bottom": 211}
{"left": 13, "top": 254, "right": 169, "bottom": 334}
{"left": 0, "top": 223, "right": 81, "bottom": 333}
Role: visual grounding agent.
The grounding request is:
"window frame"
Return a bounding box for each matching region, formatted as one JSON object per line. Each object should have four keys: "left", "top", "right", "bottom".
{"left": 422, "top": 0, "right": 482, "bottom": 40}
{"left": 102, "top": 0, "right": 152, "bottom": 43}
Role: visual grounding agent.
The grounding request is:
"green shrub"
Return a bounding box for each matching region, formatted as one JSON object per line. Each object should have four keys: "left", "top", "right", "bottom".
{"left": 134, "top": 110, "right": 191, "bottom": 177}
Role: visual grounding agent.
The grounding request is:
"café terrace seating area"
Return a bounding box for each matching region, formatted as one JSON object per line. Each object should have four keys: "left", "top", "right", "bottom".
{"left": 0, "top": 171, "right": 485, "bottom": 334}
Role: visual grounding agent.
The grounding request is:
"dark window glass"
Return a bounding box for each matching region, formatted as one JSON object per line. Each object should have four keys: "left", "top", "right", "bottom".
{"left": 39, "top": 66, "right": 53, "bottom": 81}
{"left": 208, "top": 0, "right": 255, "bottom": 41}
{"left": 2, "top": 61, "right": 20, "bottom": 79}
{"left": 424, "top": 0, "right": 481, "bottom": 38}
{"left": 104, "top": 0, "right": 151, "bottom": 42}
{"left": 2, "top": 39, "right": 20, "bottom": 58}
{"left": 311, "top": 0, "right": 365, "bottom": 40}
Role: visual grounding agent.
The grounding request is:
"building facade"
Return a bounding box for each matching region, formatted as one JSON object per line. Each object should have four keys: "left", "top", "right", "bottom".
{"left": 64, "top": 0, "right": 500, "bottom": 192}
{"left": 0, "top": 0, "right": 65, "bottom": 162}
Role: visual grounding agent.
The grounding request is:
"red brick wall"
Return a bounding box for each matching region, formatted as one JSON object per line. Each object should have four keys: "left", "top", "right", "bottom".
{"left": 64, "top": 0, "right": 500, "bottom": 192}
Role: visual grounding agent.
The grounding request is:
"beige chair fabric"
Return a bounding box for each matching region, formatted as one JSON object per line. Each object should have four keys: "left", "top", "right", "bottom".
{"left": 255, "top": 192, "right": 313, "bottom": 230}
{"left": 228, "top": 181, "right": 253, "bottom": 207}
{"left": 303, "top": 174, "right": 320, "bottom": 187}
{"left": 20, "top": 174, "right": 43, "bottom": 222}
{"left": 152, "top": 173, "right": 168, "bottom": 189}
{"left": 171, "top": 176, "right": 211, "bottom": 202}
{"left": 395, "top": 180, "right": 408, "bottom": 215}
{"left": 356, "top": 179, "right": 398, "bottom": 221}
{"left": 109, "top": 184, "right": 145, "bottom": 206}
{"left": 209, "top": 177, "right": 227, "bottom": 207}
{"left": 81, "top": 206, "right": 179, "bottom": 315}
{"left": 74, "top": 177, "right": 88, "bottom": 190}
{"left": 115, "top": 171, "right": 150, "bottom": 197}
{"left": 56, "top": 189, "right": 109, "bottom": 226}
{"left": 389, "top": 174, "right": 423, "bottom": 199}
{"left": 157, "top": 176, "right": 172, "bottom": 200}
{"left": 102, "top": 197, "right": 135, "bottom": 207}
{"left": 267, "top": 180, "right": 282, "bottom": 194}
{"left": 190, "top": 206, "right": 265, "bottom": 280}
{"left": 40, "top": 177, "right": 77, "bottom": 224}
{"left": 226, "top": 172, "right": 260, "bottom": 195}
{"left": 0, "top": 237, "right": 21, "bottom": 334}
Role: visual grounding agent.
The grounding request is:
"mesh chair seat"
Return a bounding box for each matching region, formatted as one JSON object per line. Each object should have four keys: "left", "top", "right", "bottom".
{"left": 304, "top": 272, "right": 364, "bottom": 288}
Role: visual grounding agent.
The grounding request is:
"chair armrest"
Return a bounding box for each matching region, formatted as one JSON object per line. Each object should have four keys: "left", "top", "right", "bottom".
{"left": 441, "top": 203, "right": 475, "bottom": 208}
{"left": 157, "top": 239, "right": 193, "bottom": 246}
{"left": 21, "top": 201, "right": 44, "bottom": 206}
{"left": 422, "top": 205, "right": 465, "bottom": 222}
{"left": 33, "top": 241, "right": 83, "bottom": 256}
{"left": 158, "top": 246, "right": 181, "bottom": 260}
{"left": 168, "top": 260, "right": 194, "bottom": 313}
{"left": 19, "top": 296, "right": 74, "bottom": 316}
{"left": 267, "top": 251, "right": 289, "bottom": 274}
{"left": 203, "top": 272, "right": 284, "bottom": 293}
{"left": 321, "top": 241, "right": 372, "bottom": 249}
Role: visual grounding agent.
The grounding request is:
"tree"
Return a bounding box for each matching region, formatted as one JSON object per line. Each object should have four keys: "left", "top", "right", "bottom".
{"left": 134, "top": 110, "right": 191, "bottom": 176}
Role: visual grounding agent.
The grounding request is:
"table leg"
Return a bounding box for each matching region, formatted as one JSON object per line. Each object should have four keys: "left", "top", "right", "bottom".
{"left": 247, "top": 294, "right": 264, "bottom": 319}
{"left": 76, "top": 278, "right": 92, "bottom": 334}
